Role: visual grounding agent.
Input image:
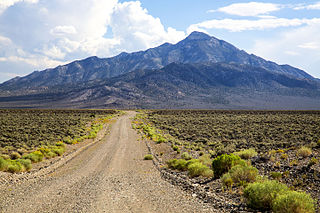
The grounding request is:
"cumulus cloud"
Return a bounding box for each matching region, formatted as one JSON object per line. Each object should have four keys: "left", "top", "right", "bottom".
{"left": 209, "top": 2, "right": 281, "bottom": 17}
{"left": 0, "top": 0, "right": 185, "bottom": 82}
{"left": 50, "top": 26, "right": 77, "bottom": 36}
{"left": 111, "top": 1, "right": 185, "bottom": 52}
{"left": 250, "top": 23, "right": 320, "bottom": 78}
{"left": 187, "top": 18, "right": 320, "bottom": 33}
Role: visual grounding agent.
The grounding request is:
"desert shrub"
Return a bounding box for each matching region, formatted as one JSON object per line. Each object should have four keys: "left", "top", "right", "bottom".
{"left": 51, "top": 147, "right": 65, "bottom": 156}
{"left": 233, "top": 148, "right": 258, "bottom": 160}
{"left": 10, "top": 152, "right": 21, "bottom": 160}
{"left": 167, "top": 158, "right": 213, "bottom": 178}
{"left": 0, "top": 158, "right": 8, "bottom": 171}
{"left": 22, "top": 151, "right": 44, "bottom": 163}
{"left": 281, "top": 153, "right": 288, "bottom": 160}
{"left": 143, "top": 154, "right": 153, "bottom": 160}
{"left": 199, "top": 154, "right": 212, "bottom": 166}
{"left": 308, "top": 157, "right": 318, "bottom": 167}
{"left": 221, "top": 173, "right": 233, "bottom": 189}
{"left": 0, "top": 154, "right": 10, "bottom": 160}
{"left": 7, "top": 160, "right": 23, "bottom": 173}
{"left": 17, "top": 159, "right": 32, "bottom": 171}
{"left": 270, "top": 172, "right": 282, "bottom": 180}
{"left": 272, "top": 191, "right": 315, "bottom": 213}
{"left": 172, "top": 145, "right": 179, "bottom": 151}
{"left": 226, "top": 164, "right": 258, "bottom": 186}
{"left": 187, "top": 162, "right": 213, "bottom": 178}
{"left": 181, "top": 152, "right": 192, "bottom": 160}
{"left": 297, "top": 146, "right": 312, "bottom": 158}
{"left": 212, "top": 154, "right": 246, "bottom": 178}
{"left": 244, "top": 180, "right": 289, "bottom": 211}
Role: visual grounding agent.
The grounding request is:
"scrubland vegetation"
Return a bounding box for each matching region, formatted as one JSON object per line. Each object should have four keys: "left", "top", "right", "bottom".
{"left": 133, "top": 110, "right": 319, "bottom": 212}
{"left": 0, "top": 109, "right": 118, "bottom": 173}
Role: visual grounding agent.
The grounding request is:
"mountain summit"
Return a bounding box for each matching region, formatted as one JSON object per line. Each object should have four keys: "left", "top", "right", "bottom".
{"left": 0, "top": 32, "right": 319, "bottom": 109}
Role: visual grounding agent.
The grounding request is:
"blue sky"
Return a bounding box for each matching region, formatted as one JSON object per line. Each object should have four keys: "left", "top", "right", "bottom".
{"left": 0, "top": 0, "right": 320, "bottom": 83}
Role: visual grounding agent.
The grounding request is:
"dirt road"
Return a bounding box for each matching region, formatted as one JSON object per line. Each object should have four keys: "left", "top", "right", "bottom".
{"left": 0, "top": 111, "right": 216, "bottom": 213}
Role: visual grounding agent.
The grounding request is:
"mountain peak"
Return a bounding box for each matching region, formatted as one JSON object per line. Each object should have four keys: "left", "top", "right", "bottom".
{"left": 186, "top": 31, "right": 212, "bottom": 40}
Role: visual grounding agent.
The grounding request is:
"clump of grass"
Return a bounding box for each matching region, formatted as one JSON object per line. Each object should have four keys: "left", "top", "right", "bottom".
{"left": 212, "top": 154, "right": 246, "bottom": 178}
{"left": 0, "top": 158, "right": 9, "bottom": 171}
{"left": 181, "top": 152, "right": 192, "bottom": 160}
{"left": 233, "top": 148, "right": 258, "bottom": 160}
{"left": 10, "top": 152, "right": 21, "bottom": 160}
{"left": 187, "top": 161, "right": 213, "bottom": 178}
{"left": 199, "top": 154, "right": 212, "bottom": 166}
{"left": 280, "top": 153, "right": 288, "bottom": 160}
{"left": 244, "top": 180, "right": 289, "bottom": 211}
{"left": 308, "top": 157, "right": 318, "bottom": 167}
{"left": 270, "top": 172, "right": 282, "bottom": 180}
{"left": 272, "top": 191, "right": 316, "bottom": 213}
{"left": 7, "top": 160, "right": 23, "bottom": 173}
{"left": 167, "top": 158, "right": 213, "bottom": 178}
{"left": 143, "top": 154, "right": 153, "bottom": 160}
{"left": 17, "top": 159, "right": 32, "bottom": 171}
{"left": 296, "top": 146, "right": 312, "bottom": 158}
{"left": 222, "top": 164, "right": 258, "bottom": 187}
{"left": 22, "top": 150, "right": 44, "bottom": 163}
{"left": 221, "top": 173, "right": 233, "bottom": 189}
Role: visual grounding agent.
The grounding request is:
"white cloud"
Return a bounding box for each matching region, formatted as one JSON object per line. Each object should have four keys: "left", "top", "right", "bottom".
{"left": 251, "top": 23, "right": 320, "bottom": 78}
{"left": 110, "top": 1, "right": 185, "bottom": 52}
{"left": 294, "top": 2, "right": 320, "bottom": 10}
{"left": 50, "top": 25, "right": 77, "bottom": 36}
{"left": 212, "top": 2, "right": 281, "bottom": 17}
{"left": 0, "top": 0, "right": 186, "bottom": 82}
{"left": 0, "top": 0, "right": 38, "bottom": 14}
{"left": 187, "top": 18, "right": 320, "bottom": 33}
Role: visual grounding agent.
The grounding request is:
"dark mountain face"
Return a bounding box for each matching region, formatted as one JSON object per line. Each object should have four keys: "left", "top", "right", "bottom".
{"left": 0, "top": 31, "right": 314, "bottom": 94}
{"left": 0, "top": 62, "right": 319, "bottom": 109}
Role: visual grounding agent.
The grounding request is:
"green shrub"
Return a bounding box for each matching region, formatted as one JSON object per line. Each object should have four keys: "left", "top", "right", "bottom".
{"left": 143, "top": 154, "right": 153, "bottom": 160}
{"left": 199, "top": 154, "right": 212, "bottom": 166}
{"left": 212, "top": 154, "right": 246, "bottom": 178}
{"left": 272, "top": 191, "right": 315, "bottom": 213}
{"left": 221, "top": 173, "right": 233, "bottom": 189}
{"left": 270, "top": 172, "right": 282, "bottom": 180}
{"left": 187, "top": 162, "right": 213, "bottom": 178}
{"left": 233, "top": 148, "right": 258, "bottom": 160}
{"left": 244, "top": 180, "right": 289, "bottom": 211}
{"left": 17, "top": 159, "right": 32, "bottom": 171}
{"left": 7, "top": 160, "right": 23, "bottom": 173}
{"left": 23, "top": 151, "right": 44, "bottom": 163}
{"left": 52, "top": 147, "right": 65, "bottom": 156}
{"left": 10, "top": 152, "right": 21, "bottom": 160}
{"left": 167, "top": 159, "right": 188, "bottom": 171}
{"left": 297, "top": 146, "right": 312, "bottom": 158}
{"left": 226, "top": 164, "right": 258, "bottom": 186}
{"left": 181, "top": 152, "right": 192, "bottom": 160}
{"left": 167, "top": 158, "right": 213, "bottom": 178}
{"left": 308, "top": 157, "right": 318, "bottom": 167}
{"left": 0, "top": 158, "right": 8, "bottom": 171}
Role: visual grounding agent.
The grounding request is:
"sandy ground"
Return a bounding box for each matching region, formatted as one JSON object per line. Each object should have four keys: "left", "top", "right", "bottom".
{"left": 0, "top": 111, "right": 216, "bottom": 213}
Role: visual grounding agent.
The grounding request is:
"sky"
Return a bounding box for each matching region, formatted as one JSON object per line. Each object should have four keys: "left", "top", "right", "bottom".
{"left": 0, "top": 0, "right": 320, "bottom": 83}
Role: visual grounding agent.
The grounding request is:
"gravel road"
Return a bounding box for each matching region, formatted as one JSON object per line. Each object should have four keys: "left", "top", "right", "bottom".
{"left": 0, "top": 111, "right": 217, "bottom": 213}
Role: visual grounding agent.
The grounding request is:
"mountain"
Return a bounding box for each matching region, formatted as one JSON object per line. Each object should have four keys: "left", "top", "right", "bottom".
{"left": 0, "top": 31, "right": 314, "bottom": 95}
{"left": 0, "top": 31, "right": 319, "bottom": 109}
{"left": 0, "top": 62, "right": 319, "bottom": 109}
